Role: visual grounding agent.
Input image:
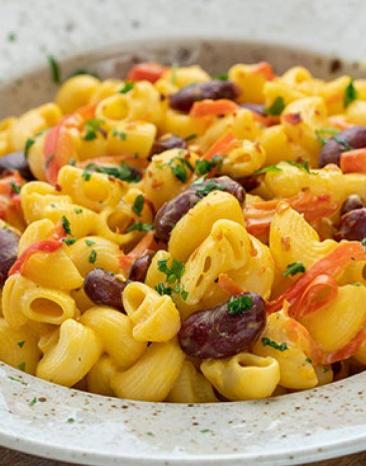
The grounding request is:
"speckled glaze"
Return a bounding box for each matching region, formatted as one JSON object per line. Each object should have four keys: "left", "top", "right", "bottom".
{"left": 2, "top": 1, "right": 366, "bottom": 465}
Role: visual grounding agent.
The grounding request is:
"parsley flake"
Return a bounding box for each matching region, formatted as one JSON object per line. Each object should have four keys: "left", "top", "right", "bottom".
{"left": 264, "top": 96, "right": 285, "bottom": 116}
{"left": 127, "top": 222, "right": 153, "bottom": 233}
{"left": 283, "top": 262, "right": 306, "bottom": 277}
{"left": 61, "top": 216, "right": 72, "bottom": 235}
{"left": 227, "top": 294, "right": 253, "bottom": 315}
{"left": 85, "top": 239, "right": 96, "bottom": 247}
{"left": 262, "top": 337, "right": 288, "bottom": 352}
{"left": 344, "top": 79, "right": 358, "bottom": 108}
{"left": 74, "top": 208, "right": 83, "bottom": 214}
{"left": 155, "top": 283, "right": 172, "bottom": 296}
{"left": 195, "top": 155, "right": 223, "bottom": 176}
{"left": 83, "top": 119, "right": 104, "bottom": 141}
{"left": 63, "top": 237, "right": 76, "bottom": 246}
{"left": 168, "top": 157, "right": 193, "bottom": 183}
{"left": 7, "top": 32, "right": 16, "bottom": 42}
{"left": 47, "top": 54, "right": 61, "bottom": 84}
{"left": 156, "top": 259, "right": 188, "bottom": 300}
{"left": 84, "top": 162, "right": 141, "bottom": 183}
{"left": 254, "top": 164, "right": 282, "bottom": 175}
{"left": 29, "top": 397, "right": 37, "bottom": 407}
{"left": 305, "top": 357, "right": 313, "bottom": 364}
{"left": 8, "top": 375, "right": 27, "bottom": 385}
{"left": 119, "top": 82, "right": 135, "bottom": 94}
{"left": 185, "top": 133, "right": 197, "bottom": 142}
{"left": 82, "top": 169, "right": 92, "bottom": 181}
{"left": 285, "top": 160, "right": 314, "bottom": 174}
{"left": 10, "top": 182, "right": 21, "bottom": 194}
{"left": 132, "top": 194, "right": 145, "bottom": 216}
{"left": 18, "top": 362, "right": 26, "bottom": 372}
{"left": 17, "top": 340, "right": 25, "bottom": 349}
{"left": 88, "top": 249, "right": 97, "bottom": 264}
{"left": 111, "top": 129, "right": 127, "bottom": 141}
{"left": 24, "top": 138, "right": 35, "bottom": 159}
{"left": 215, "top": 73, "right": 228, "bottom": 81}
{"left": 315, "top": 128, "right": 340, "bottom": 145}
{"left": 66, "top": 417, "right": 75, "bottom": 424}
{"left": 194, "top": 179, "right": 225, "bottom": 197}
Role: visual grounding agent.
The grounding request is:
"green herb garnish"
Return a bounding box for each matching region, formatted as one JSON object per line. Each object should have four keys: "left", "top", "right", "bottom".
{"left": 82, "top": 169, "right": 92, "bottom": 181}
{"left": 227, "top": 294, "right": 253, "bottom": 315}
{"left": 85, "top": 239, "right": 95, "bottom": 247}
{"left": 195, "top": 155, "right": 223, "bottom": 176}
{"left": 66, "top": 417, "right": 75, "bottom": 424}
{"left": 194, "top": 179, "right": 224, "bottom": 197}
{"left": 17, "top": 341, "right": 25, "bottom": 349}
{"left": 156, "top": 258, "right": 188, "bottom": 300}
{"left": 254, "top": 164, "right": 283, "bottom": 175}
{"left": 155, "top": 283, "right": 172, "bottom": 296}
{"left": 215, "top": 73, "right": 228, "bottom": 81}
{"left": 8, "top": 375, "right": 27, "bottom": 385}
{"left": 10, "top": 182, "right": 21, "bottom": 194}
{"left": 83, "top": 118, "right": 104, "bottom": 141}
{"left": 18, "top": 362, "right": 26, "bottom": 372}
{"left": 61, "top": 215, "right": 72, "bottom": 235}
{"left": 74, "top": 208, "right": 83, "bottom": 214}
{"left": 111, "top": 129, "right": 127, "bottom": 141}
{"left": 84, "top": 162, "right": 141, "bottom": 183}
{"left": 132, "top": 194, "right": 144, "bottom": 216}
{"left": 47, "top": 54, "right": 61, "bottom": 84}
{"left": 168, "top": 156, "right": 194, "bottom": 183}
{"left": 29, "top": 397, "right": 37, "bottom": 407}
{"left": 119, "top": 82, "right": 135, "bottom": 94}
{"left": 7, "top": 32, "right": 16, "bottom": 42}
{"left": 88, "top": 249, "right": 97, "bottom": 264}
{"left": 305, "top": 357, "right": 313, "bottom": 364}
{"left": 285, "top": 160, "right": 314, "bottom": 174}
{"left": 185, "top": 133, "right": 197, "bottom": 142}
{"left": 63, "top": 237, "right": 77, "bottom": 246}
{"left": 24, "top": 138, "right": 35, "bottom": 159}
{"left": 315, "top": 128, "right": 340, "bottom": 145}
{"left": 264, "top": 96, "right": 285, "bottom": 116}
{"left": 283, "top": 262, "right": 306, "bottom": 277}
{"left": 126, "top": 222, "right": 153, "bottom": 233}
{"left": 261, "top": 337, "right": 288, "bottom": 352}
{"left": 344, "top": 79, "right": 358, "bottom": 108}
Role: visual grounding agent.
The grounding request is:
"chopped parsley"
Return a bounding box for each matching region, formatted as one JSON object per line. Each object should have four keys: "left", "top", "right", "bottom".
{"left": 83, "top": 162, "right": 141, "bottom": 183}
{"left": 323, "top": 367, "right": 330, "bottom": 374}
{"left": 7, "top": 32, "right": 16, "bottom": 42}
{"left": 10, "top": 181, "right": 21, "bottom": 194}
{"left": 155, "top": 258, "right": 188, "bottom": 300}
{"left": 82, "top": 169, "right": 92, "bottom": 181}
{"left": 132, "top": 194, "right": 144, "bottom": 216}
{"left": 119, "top": 81, "right": 135, "bottom": 94}
{"left": 17, "top": 362, "right": 26, "bottom": 372}
{"left": 305, "top": 357, "right": 313, "bottom": 364}
{"left": 344, "top": 79, "right": 358, "bottom": 108}
{"left": 194, "top": 155, "right": 223, "bottom": 176}
{"left": 185, "top": 133, "right": 197, "bottom": 142}
{"left": 24, "top": 138, "right": 35, "bottom": 159}
{"left": 8, "top": 375, "right": 27, "bottom": 385}
{"left": 194, "top": 179, "right": 225, "bottom": 197}
{"left": 261, "top": 337, "right": 288, "bottom": 352}
{"left": 264, "top": 96, "right": 285, "bottom": 116}
{"left": 168, "top": 156, "right": 193, "bottom": 183}
{"left": 63, "top": 237, "right": 77, "bottom": 246}
{"left": 111, "top": 129, "right": 127, "bottom": 141}
{"left": 227, "top": 294, "right": 253, "bottom": 315}
{"left": 315, "top": 128, "right": 340, "bottom": 145}
{"left": 61, "top": 215, "right": 72, "bottom": 235}
{"left": 285, "top": 160, "right": 314, "bottom": 174}
{"left": 17, "top": 340, "right": 25, "bottom": 349}
{"left": 215, "top": 73, "right": 228, "bottom": 81}
{"left": 126, "top": 222, "right": 153, "bottom": 233}
{"left": 66, "top": 417, "right": 75, "bottom": 424}
{"left": 74, "top": 208, "right": 83, "bottom": 214}
{"left": 47, "top": 54, "right": 61, "bottom": 84}
{"left": 283, "top": 262, "right": 306, "bottom": 277}
{"left": 88, "top": 249, "right": 97, "bottom": 264}
{"left": 200, "top": 428, "right": 213, "bottom": 434}
{"left": 146, "top": 431, "right": 155, "bottom": 437}
{"left": 29, "top": 397, "right": 37, "bottom": 407}
{"left": 83, "top": 119, "right": 104, "bottom": 141}
{"left": 254, "top": 164, "right": 282, "bottom": 175}
{"left": 85, "top": 239, "right": 96, "bottom": 247}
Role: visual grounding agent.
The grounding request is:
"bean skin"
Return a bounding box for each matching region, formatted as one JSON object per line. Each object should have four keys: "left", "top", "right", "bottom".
{"left": 151, "top": 135, "right": 188, "bottom": 156}
{"left": 0, "top": 151, "right": 34, "bottom": 180}
{"left": 154, "top": 176, "right": 245, "bottom": 242}
{"left": 335, "top": 208, "right": 366, "bottom": 241}
{"left": 235, "top": 175, "right": 260, "bottom": 192}
{"left": 129, "top": 250, "right": 155, "bottom": 282}
{"left": 170, "top": 80, "right": 239, "bottom": 113}
{"left": 84, "top": 268, "right": 127, "bottom": 311}
{"left": 0, "top": 228, "right": 19, "bottom": 286}
{"left": 178, "top": 292, "right": 266, "bottom": 359}
{"left": 319, "top": 126, "right": 366, "bottom": 167}
{"left": 340, "top": 194, "right": 365, "bottom": 216}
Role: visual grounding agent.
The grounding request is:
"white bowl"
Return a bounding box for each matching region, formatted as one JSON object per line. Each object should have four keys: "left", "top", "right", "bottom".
{"left": 2, "top": 1, "right": 366, "bottom": 465}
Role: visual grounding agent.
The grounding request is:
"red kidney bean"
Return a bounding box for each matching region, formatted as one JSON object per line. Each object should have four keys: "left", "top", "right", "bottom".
{"left": 235, "top": 175, "right": 260, "bottom": 192}
{"left": 84, "top": 268, "right": 127, "bottom": 311}
{"left": 335, "top": 207, "right": 366, "bottom": 241}
{"left": 0, "top": 227, "right": 19, "bottom": 286}
{"left": 128, "top": 250, "right": 155, "bottom": 282}
{"left": 154, "top": 176, "right": 245, "bottom": 242}
{"left": 170, "top": 80, "right": 239, "bottom": 113}
{"left": 178, "top": 292, "right": 266, "bottom": 359}
{"left": 151, "top": 135, "right": 188, "bottom": 156}
{"left": 340, "top": 194, "right": 365, "bottom": 216}
{"left": 319, "top": 126, "right": 366, "bottom": 167}
{"left": 0, "top": 151, "right": 34, "bottom": 180}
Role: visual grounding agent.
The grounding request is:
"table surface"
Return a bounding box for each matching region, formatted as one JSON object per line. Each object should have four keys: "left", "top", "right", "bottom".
{"left": 1, "top": 446, "right": 366, "bottom": 466}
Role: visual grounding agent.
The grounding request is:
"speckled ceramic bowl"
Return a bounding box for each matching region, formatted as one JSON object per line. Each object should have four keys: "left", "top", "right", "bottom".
{"left": 2, "top": 1, "right": 366, "bottom": 465}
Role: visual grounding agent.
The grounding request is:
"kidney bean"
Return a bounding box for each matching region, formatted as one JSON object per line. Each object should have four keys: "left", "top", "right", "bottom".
{"left": 151, "top": 135, "right": 188, "bottom": 156}
{"left": 319, "top": 126, "right": 366, "bottom": 167}
{"left": 340, "top": 194, "right": 365, "bottom": 216}
{"left": 235, "top": 175, "right": 260, "bottom": 192}
{"left": 170, "top": 80, "right": 239, "bottom": 113}
{"left": 0, "top": 151, "right": 34, "bottom": 180}
{"left": 335, "top": 208, "right": 366, "bottom": 241}
{"left": 84, "top": 268, "right": 127, "bottom": 311}
{"left": 0, "top": 227, "right": 19, "bottom": 286}
{"left": 129, "top": 250, "right": 155, "bottom": 282}
{"left": 178, "top": 292, "right": 266, "bottom": 359}
{"left": 154, "top": 176, "right": 245, "bottom": 242}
